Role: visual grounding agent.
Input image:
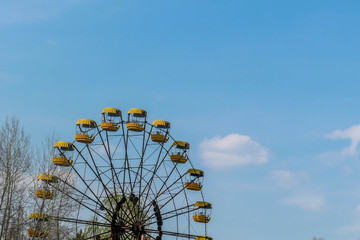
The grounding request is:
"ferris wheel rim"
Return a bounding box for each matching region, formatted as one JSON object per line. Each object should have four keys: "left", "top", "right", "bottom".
{"left": 31, "top": 109, "right": 211, "bottom": 240}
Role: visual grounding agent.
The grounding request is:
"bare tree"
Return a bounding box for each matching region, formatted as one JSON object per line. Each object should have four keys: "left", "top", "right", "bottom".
{"left": 31, "top": 134, "right": 78, "bottom": 240}
{"left": 0, "top": 118, "right": 78, "bottom": 240}
{"left": 0, "top": 116, "right": 33, "bottom": 240}
{"left": 312, "top": 237, "right": 325, "bottom": 240}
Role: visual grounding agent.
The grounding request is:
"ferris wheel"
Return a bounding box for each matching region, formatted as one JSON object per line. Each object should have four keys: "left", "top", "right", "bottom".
{"left": 28, "top": 108, "right": 213, "bottom": 240}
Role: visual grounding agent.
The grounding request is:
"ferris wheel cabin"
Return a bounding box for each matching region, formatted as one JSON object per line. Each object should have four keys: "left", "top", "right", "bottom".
{"left": 37, "top": 174, "right": 58, "bottom": 183}
{"left": 100, "top": 107, "right": 122, "bottom": 131}
{"left": 75, "top": 119, "right": 97, "bottom": 143}
{"left": 185, "top": 169, "right": 204, "bottom": 191}
{"left": 35, "top": 189, "right": 53, "bottom": 199}
{"left": 193, "top": 201, "right": 212, "bottom": 223}
{"left": 170, "top": 141, "right": 190, "bottom": 164}
{"left": 29, "top": 213, "right": 49, "bottom": 221}
{"left": 151, "top": 120, "right": 170, "bottom": 143}
{"left": 126, "top": 108, "right": 147, "bottom": 132}
{"left": 27, "top": 213, "right": 49, "bottom": 237}
{"left": 27, "top": 229, "right": 48, "bottom": 238}
{"left": 196, "top": 236, "right": 213, "bottom": 240}
{"left": 52, "top": 141, "right": 74, "bottom": 167}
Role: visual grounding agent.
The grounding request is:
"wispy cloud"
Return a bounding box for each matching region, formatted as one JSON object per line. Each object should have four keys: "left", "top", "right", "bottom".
{"left": 356, "top": 204, "right": 360, "bottom": 214}
{"left": 199, "top": 133, "right": 269, "bottom": 168}
{"left": 326, "top": 124, "right": 360, "bottom": 156}
{"left": 337, "top": 222, "right": 360, "bottom": 234}
{"left": 0, "top": 1, "right": 83, "bottom": 25}
{"left": 342, "top": 165, "right": 353, "bottom": 176}
{"left": 47, "top": 40, "right": 58, "bottom": 46}
{"left": 283, "top": 193, "right": 326, "bottom": 211}
{"left": 336, "top": 205, "right": 360, "bottom": 235}
{"left": 0, "top": 72, "right": 21, "bottom": 86}
{"left": 152, "top": 94, "right": 165, "bottom": 101}
{"left": 270, "top": 170, "right": 309, "bottom": 189}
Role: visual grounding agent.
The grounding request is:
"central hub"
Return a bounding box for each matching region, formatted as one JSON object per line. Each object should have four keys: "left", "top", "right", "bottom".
{"left": 132, "top": 221, "right": 145, "bottom": 236}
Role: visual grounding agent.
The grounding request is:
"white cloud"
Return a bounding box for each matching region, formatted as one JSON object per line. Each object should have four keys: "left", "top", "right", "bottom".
{"left": 270, "top": 170, "right": 309, "bottom": 189}
{"left": 199, "top": 134, "right": 269, "bottom": 168}
{"left": 326, "top": 124, "right": 360, "bottom": 156}
{"left": 283, "top": 193, "right": 326, "bottom": 211}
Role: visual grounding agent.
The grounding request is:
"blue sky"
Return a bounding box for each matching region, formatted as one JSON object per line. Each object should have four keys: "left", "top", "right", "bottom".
{"left": 1, "top": 0, "right": 360, "bottom": 239}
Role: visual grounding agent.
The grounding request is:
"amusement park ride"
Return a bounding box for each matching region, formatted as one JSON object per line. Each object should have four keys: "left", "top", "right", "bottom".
{"left": 28, "top": 108, "right": 213, "bottom": 240}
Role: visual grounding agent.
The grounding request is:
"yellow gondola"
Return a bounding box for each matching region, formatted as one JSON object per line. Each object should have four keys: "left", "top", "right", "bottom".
{"left": 53, "top": 141, "right": 74, "bottom": 167}
{"left": 185, "top": 169, "right": 204, "bottom": 191}
{"left": 37, "top": 174, "right": 58, "bottom": 183}
{"left": 193, "top": 201, "right": 212, "bottom": 223}
{"left": 151, "top": 120, "right": 170, "bottom": 143}
{"left": 100, "top": 107, "right": 122, "bottom": 131}
{"left": 195, "top": 236, "right": 213, "bottom": 240}
{"left": 27, "top": 229, "right": 48, "bottom": 238}
{"left": 75, "top": 119, "right": 97, "bottom": 143}
{"left": 193, "top": 213, "right": 211, "bottom": 223}
{"left": 126, "top": 108, "right": 146, "bottom": 132}
{"left": 194, "top": 201, "right": 212, "bottom": 208}
{"left": 170, "top": 141, "right": 190, "bottom": 164}
{"left": 52, "top": 158, "right": 73, "bottom": 166}
{"left": 29, "top": 213, "right": 49, "bottom": 221}
{"left": 54, "top": 141, "right": 75, "bottom": 151}
{"left": 185, "top": 182, "right": 202, "bottom": 191}
{"left": 35, "top": 190, "right": 53, "bottom": 199}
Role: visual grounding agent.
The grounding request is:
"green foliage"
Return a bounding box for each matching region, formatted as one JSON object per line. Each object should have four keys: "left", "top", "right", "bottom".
{"left": 70, "top": 229, "right": 85, "bottom": 240}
